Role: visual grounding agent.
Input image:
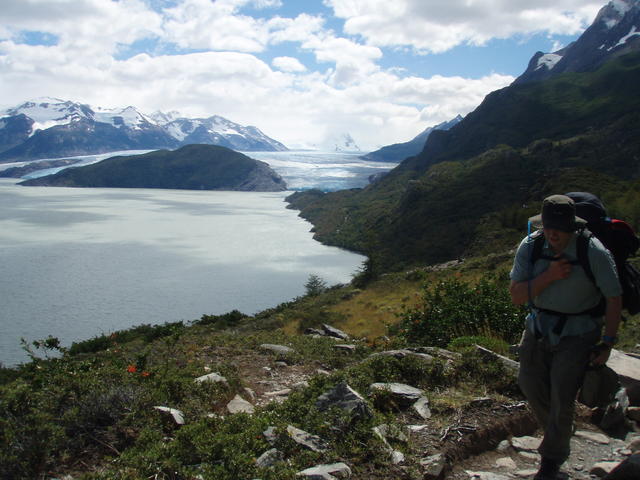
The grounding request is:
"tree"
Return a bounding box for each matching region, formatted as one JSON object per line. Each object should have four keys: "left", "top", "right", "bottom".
{"left": 304, "top": 274, "right": 327, "bottom": 296}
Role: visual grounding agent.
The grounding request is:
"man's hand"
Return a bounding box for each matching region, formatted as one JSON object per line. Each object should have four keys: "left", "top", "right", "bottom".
{"left": 546, "top": 255, "right": 572, "bottom": 281}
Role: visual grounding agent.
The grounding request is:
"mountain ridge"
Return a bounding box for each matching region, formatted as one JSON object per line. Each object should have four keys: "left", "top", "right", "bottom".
{"left": 0, "top": 98, "right": 287, "bottom": 163}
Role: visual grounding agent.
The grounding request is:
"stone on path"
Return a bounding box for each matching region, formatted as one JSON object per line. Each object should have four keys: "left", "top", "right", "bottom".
{"left": 153, "top": 406, "right": 185, "bottom": 425}
{"left": 465, "top": 471, "right": 512, "bottom": 480}
{"left": 420, "top": 453, "right": 446, "bottom": 480}
{"left": 607, "top": 349, "right": 640, "bottom": 405}
{"left": 296, "top": 462, "right": 351, "bottom": 479}
{"left": 226, "top": 394, "right": 255, "bottom": 414}
{"left": 494, "top": 457, "right": 517, "bottom": 469}
{"left": 260, "top": 343, "right": 295, "bottom": 355}
{"left": 510, "top": 435, "right": 542, "bottom": 452}
{"left": 514, "top": 470, "right": 538, "bottom": 478}
{"left": 333, "top": 344, "right": 356, "bottom": 352}
{"left": 287, "top": 425, "right": 328, "bottom": 452}
{"left": 575, "top": 430, "right": 611, "bottom": 445}
{"left": 412, "top": 396, "right": 432, "bottom": 420}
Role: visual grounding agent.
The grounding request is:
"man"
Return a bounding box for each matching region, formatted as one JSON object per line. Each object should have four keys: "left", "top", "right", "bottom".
{"left": 509, "top": 194, "right": 622, "bottom": 480}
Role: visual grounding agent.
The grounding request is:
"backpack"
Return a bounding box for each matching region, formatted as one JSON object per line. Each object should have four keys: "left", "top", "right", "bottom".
{"left": 529, "top": 191, "right": 640, "bottom": 315}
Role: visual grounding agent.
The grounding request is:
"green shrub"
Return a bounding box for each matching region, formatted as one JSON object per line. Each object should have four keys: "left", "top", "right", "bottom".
{"left": 395, "top": 272, "right": 526, "bottom": 347}
{"left": 448, "top": 335, "right": 511, "bottom": 355}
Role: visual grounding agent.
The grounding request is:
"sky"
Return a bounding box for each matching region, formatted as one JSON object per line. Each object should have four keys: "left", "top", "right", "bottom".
{"left": 0, "top": 0, "right": 607, "bottom": 150}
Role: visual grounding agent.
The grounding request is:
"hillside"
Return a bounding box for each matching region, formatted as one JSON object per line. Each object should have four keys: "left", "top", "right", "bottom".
{"left": 2, "top": 252, "right": 639, "bottom": 480}
{"left": 286, "top": 51, "right": 640, "bottom": 272}
{"left": 19, "top": 144, "right": 287, "bottom": 192}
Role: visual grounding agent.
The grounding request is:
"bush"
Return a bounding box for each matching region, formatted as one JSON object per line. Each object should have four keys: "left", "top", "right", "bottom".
{"left": 395, "top": 272, "right": 526, "bottom": 347}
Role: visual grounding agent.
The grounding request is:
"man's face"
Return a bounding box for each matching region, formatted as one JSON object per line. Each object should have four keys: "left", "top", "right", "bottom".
{"left": 543, "top": 227, "right": 573, "bottom": 253}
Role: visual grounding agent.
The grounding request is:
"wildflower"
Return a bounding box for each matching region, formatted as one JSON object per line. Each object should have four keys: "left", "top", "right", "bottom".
{"left": 141, "top": 371, "right": 151, "bottom": 377}
{"left": 127, "top": 365, "right": 137, "bottom": 373}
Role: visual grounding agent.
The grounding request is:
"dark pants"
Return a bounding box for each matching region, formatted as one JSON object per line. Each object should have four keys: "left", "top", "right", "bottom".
{"left": 518, "top": 328, "right": 600, "bottom": 462}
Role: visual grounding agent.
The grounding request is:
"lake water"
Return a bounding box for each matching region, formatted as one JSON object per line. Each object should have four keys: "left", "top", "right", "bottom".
{"left": 0, "top": 151, "right": 394, "bottom": 366}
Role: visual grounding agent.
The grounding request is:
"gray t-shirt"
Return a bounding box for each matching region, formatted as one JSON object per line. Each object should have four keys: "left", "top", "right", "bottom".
{"left": 510, "top": 231, "right": 621, "bottom": 343}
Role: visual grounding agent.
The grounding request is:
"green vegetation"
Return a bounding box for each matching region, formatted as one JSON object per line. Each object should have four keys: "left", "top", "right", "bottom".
{"left": 394, "top": 274, "right": 526, "bottom": 348}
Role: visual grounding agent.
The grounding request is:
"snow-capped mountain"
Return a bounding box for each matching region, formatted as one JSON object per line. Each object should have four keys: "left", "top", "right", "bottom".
{"left": 516, "top": 0, "right": 640, "bottom": 83}
{"left": 0, "top": 98, "right": 288, "bottom": 163}
{"left": 322, "top": 133, "right": 361, "bottom": 152}
{"left": 157, "top": 115, "right": 287, "bottom": 152}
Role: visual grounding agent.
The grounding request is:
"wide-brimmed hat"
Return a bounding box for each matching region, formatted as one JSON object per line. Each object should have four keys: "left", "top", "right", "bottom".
{"left": 529, "top": 194, "right": 587, "bottom": 232}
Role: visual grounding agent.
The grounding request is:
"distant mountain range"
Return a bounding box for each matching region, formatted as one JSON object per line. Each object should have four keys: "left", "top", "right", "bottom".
{"left": 20, "top": 144, "right": 287, "bottom": 192}
{"left": 286, "top": 0, "right": 640, "bottom": 271}
{"left": 361, "top": 115, "right": 463, "bottom": 163}
{"left": 0, "top": 98, "right": 287, "bottom": 163}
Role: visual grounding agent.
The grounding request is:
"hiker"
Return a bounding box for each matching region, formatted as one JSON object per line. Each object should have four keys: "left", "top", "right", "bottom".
{"left": 509, "top": 194, "right": 622, "bottom": 480}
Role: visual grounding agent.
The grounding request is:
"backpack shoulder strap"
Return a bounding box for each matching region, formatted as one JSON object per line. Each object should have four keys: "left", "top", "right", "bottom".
{"left": 530, "top": 231, "right": 545, "bottom": 266}
{"left": 576, "top": 230, "right": 596, "bottom": 284}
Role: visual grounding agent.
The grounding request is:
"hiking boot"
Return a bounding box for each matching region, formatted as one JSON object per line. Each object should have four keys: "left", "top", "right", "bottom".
{"left": 533, "top": 457, "right": 562, "bottom": 480}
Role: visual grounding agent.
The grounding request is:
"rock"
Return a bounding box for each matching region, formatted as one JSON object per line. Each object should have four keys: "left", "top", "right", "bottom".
{"left": 517, "top": 451, "right": 540, "bottom": 461}
{"left": 304, "top": 328, "right": 325, "bottom": 336}
{"left": 474, "top": 345, "right": 519, "bottom": 373}
{"left": 292, "top": 381, "right": 309, "bottom": 390}
{"left": 390, "top": 450, "right": 405, "bottom": 464}
{"left": 194, "top": 372, "right": 228, "bottom": 385}
{"left": 494, "top": 457, "right": 517, "bottom": 469}
{"left": 255, "top": 448, "right": 284, "bottom": 468}
{"left": 369, "top": 349, "right": 434, "bottom": 363}
{"left": 514, "top": 470, "right": 538, "bottom": 478}
{"left": 226, "top": 394, "right": 255, "bottom": 414}
{"left": 408, "top": 424, "right": 429, "bottom": 433}
{"left": 413, "top": 396, "right": 432, "bottom": 420}
{"left": 575, "top": 430, "right": 611, "bottom": 444}
{"left": 420, "top": 453, "right": 446, "bottom": 480}
{"left": 296, "top": 462, "right": 351, "bottom": 479}
{"left": 333, "top": 344, "right": 356, "bottom": 352}
{"left": 465, "top": 472, "right": 512, "bottom": 480}
{"left": 316, "top": 382, "right": 372, "bottom": 421}
{"left": 496, "top": 440, "right": 511, "bottom": 452}
{"left": 153, "top": 406, "right": 185, "bottom": 425}
{"left": 321, "top": 324, "right": 350, "bottom": 340}
{"left": 590, "top": 461, "right": 620, "bottom": 477}
{"left": 607, "top": 350, "right": 640, "bottom": 405}
{"left": 510, "top": 435, "right": 542, "bottom": 452}
{"left": 264, "top": 388, "right": 292, "bottom": 397}
{"left": 627, "top": 435, "right": 640, "bottom": 452}
{"left": 604, "top": 453, "right": 640, "bottom": 479}
{"left": 263, "top": 426, "right": 278, "bottom": 445}
{"left": 287, "top": 425, "right": 328, "bottom": 452}
{"left": 260, "top": 344, "right": 295, "bottom": 355}
{"left": 412, "top": 346, "right": 462, "bottom": 361}
{"left": 243, "top": 387, "right": 256, "bottom": 402}
{"left": 369, "top": 382, "right": 424, "bottom": 408}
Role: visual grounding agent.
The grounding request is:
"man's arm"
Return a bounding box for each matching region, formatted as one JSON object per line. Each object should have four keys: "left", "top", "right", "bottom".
{"left": 509, "top": 255, "right": 572, "bottom": 305}
{"left": 591, "top": 296, "right": 622, "bottom": 366}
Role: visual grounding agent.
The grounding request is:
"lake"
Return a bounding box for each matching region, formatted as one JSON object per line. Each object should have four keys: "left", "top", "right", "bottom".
{"left": 0, "top": 151, "right": 394, "bottom": 366}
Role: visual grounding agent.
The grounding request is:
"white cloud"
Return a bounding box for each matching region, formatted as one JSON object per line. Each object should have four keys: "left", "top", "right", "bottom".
{"left": 1, "top": 0, "right": 162, "bottom": 56}
{"left": 325, "top": 0, "right": 604, "bottom": 53}
{"left": 272, "top": 56, "right": 307, "bottom": 72}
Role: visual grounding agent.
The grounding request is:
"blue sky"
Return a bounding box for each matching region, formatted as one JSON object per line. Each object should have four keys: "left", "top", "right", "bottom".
{"left": 0, "top": 0, "right": 608, "bottom": 149}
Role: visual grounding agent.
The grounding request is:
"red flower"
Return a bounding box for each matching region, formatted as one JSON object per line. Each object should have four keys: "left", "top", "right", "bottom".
{"left": 141, "top": 371, "right": 151, "bottom": 377}
{"left": 127, "top": 365, "right": 137, "bottom": 373}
